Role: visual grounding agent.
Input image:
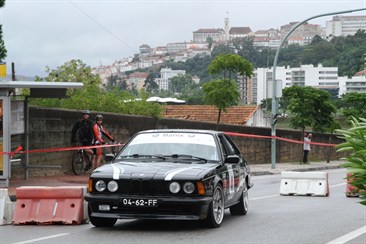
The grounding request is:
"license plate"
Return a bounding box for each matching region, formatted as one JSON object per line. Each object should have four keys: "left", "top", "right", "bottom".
{"left": 121, "top": 198, "right": 158, "bottom": 207}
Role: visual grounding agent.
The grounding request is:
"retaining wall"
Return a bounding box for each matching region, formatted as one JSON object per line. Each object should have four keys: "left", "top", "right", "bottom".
{"left": 10, "top": 107, "right": 345, "bottom": 178}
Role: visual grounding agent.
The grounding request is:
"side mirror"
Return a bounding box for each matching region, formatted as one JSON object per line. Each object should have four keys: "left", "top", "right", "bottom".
{"left": 225, "top": 155, "right": 240, "bottom": 164}
{"left": 105, "top": 153, "right": 115, "bottom": 163}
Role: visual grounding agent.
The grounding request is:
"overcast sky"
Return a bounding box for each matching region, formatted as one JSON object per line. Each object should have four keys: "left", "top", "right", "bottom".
{"left": 1, "top": 0, "right": 366, "bottom": 78}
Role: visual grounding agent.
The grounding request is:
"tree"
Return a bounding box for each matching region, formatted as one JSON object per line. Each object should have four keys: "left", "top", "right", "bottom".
{"left": 170, "top": 74, "right": 193, "bottom": 94}
{"left": 28, "top": 60, "right": 163, "bottom": 118}
{"left": 206, "top": 36, "right": 213, "bottom": 49}
{"left": 204, "top": 53, "right": 253, "bottom": 129}
{"left": 143, "top": 73, "right": 159, "bottom": 94}
{"left": 336, "top": 116, "right": 366, "bottom": 205}
{"left": 340, "top": 92, "right": 366, "bottom": 120}
{"left": 203, "top": 79, "right": 240, "bottom": 129}
{"left": 208, "top": 53, "right": 253, "bottom": 80}
{"left": 0, "top": 0, "right": 7, "bottom": 61}
{"left": 281, "top": 86, "right": 336, "bottom": 134}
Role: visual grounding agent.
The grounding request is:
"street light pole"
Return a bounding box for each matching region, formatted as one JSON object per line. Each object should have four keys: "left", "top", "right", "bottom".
{"left": 271, "top": 8, "right": 366, "bottom": 169}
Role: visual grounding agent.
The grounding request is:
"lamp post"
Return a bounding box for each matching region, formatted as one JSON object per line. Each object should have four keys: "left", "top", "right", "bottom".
{"left": 271, "top": 8, "right": 366, "bottom": 169}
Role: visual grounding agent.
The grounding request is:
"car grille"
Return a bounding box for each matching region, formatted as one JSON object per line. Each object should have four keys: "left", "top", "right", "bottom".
{"left": 93, "top": 179, "right": 169, "bottom": 195}
{"left": 121, "top": 179, "right": 168, "bottom": 195}
{"left": 93, "top": 179, "right": 200, "bottom": 196}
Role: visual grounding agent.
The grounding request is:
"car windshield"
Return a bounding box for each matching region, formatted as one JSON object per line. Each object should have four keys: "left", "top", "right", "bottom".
{"left": 117, "top": 132, "right": 219, "bottom": 161}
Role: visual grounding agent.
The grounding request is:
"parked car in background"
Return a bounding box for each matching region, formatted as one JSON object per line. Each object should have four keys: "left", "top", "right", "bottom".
{"left": 85, "top": 129, "right": 253, "bottom": 228}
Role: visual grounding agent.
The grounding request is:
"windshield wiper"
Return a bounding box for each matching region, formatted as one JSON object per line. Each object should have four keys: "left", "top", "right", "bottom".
{"left": 120, "top": 154, "right": 166, "bottom": 160}
{"left": 170, "top": 154, "right": 208, "bottom": 163}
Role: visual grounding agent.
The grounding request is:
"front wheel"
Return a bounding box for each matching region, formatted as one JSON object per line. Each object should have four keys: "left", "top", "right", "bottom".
{"left": 72, "top": 151, "right": 84, "bottom": 175}
{"left": 230, "top": 181, "right": 249, "bottom": 215}
{"left": 204, "top": 184, "right": 225, "bottom": 228}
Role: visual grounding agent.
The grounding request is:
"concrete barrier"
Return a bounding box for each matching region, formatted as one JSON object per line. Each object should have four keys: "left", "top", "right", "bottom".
{"left": 346, "top": 173, "right": 361, "bottom": 197}
{"left": 13, "top": 186, "right": 88, "bottom": 225}
{"left": 0, "top": 189, "right": 15, "bottom": 225}
{"left": 280, "top": 171, "right": 329, "bottom": 197}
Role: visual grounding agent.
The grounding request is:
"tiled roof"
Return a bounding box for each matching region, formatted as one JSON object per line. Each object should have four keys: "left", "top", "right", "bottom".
{"left": 163, "top": 105, "right": 258, "bottom": 125}
{"left": 355, "top": 69, "right": 366, "bottom": 76}
{"left": 194, "top": 28, "right": 223, "bottom": 33}
{"left": 229, "top": 27, "right": 252, "bottom": 35}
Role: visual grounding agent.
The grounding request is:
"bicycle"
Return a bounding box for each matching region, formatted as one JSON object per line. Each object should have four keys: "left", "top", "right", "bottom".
{"left": 72, "top": 148, "right": 93, "bottom": 175}
{"left": 72, "top": 143, "right": 119, "bottom": 175}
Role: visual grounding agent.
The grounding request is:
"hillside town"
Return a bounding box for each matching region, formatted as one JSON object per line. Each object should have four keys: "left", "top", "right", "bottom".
{"left": 92, "top": 15, "right": 366, "bottom": 105}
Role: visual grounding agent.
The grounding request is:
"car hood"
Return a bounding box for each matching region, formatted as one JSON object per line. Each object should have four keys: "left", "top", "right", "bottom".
{"left": 91, "top": 160, "right": 220, "bottom": 181}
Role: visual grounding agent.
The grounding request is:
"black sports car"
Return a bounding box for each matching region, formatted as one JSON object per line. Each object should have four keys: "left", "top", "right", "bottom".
{"left": 85, "top": 129, "right": 253, "bottom": 228}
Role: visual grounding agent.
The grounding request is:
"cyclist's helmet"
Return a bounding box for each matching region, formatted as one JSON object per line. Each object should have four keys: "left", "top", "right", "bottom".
{"left": 82, "top": 110, "right": 90, "bottom": 115}
{"left": 95, "top": 114, "right": 103, "bottom": 121}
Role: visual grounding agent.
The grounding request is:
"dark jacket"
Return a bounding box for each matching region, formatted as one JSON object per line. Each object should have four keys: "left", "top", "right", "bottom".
{"left": 71, "top": 119, "right": 94, "bottom": 146}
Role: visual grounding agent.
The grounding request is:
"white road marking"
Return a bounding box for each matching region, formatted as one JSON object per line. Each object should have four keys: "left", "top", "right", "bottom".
{"left": 330, "top": 183, "right": 346, "bottom": 188}
{"left": 326, "top": 226, "right": 366, "bottom": 244}
{"left": 13, "top": 233, "right": 70, "bottom": 244}
{"left": 250, "top": 194, "right": 279, "bottom": 200}
{"left": 249, "top": 183, "right": 346, "bottom": 201}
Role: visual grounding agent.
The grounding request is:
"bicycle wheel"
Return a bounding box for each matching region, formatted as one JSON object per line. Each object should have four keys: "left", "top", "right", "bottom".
{"left": 72, "top": 150, "right": 84, "bottom": 175}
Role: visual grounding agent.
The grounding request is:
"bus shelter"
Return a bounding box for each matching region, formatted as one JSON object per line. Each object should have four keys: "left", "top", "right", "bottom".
{"left": 0, "top": 81, "right": 83, "bottom": 187}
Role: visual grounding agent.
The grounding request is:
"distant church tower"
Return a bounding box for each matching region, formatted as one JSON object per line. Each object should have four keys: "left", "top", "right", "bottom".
{"left": 224, "top": 13, "right": 230, "bottom": 43}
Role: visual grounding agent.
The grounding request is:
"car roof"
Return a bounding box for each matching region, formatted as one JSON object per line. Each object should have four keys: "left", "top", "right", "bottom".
{"left": 137, "top": 129, "right": 223, "bottom": 136}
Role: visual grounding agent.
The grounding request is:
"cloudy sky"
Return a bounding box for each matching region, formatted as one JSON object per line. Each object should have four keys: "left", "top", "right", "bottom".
{"left": 1, "top": 0, "right": 366, "bottom": 78}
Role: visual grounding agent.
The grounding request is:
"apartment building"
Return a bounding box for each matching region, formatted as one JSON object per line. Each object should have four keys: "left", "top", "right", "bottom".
{"left": 229, "top": 27, "right": 252, "bottom": 40}
{"left": 154, "top": 67, "right": 186, "bottom": 91}
{"left": 193, "top": 28, "right": 225, "bottom": 43}
{"left": 280, "top": 22, "right": 325, "bottom": 45}
{"left": 127, "top": 72, "right": 148, "bottom": 90}
{"left": 253, "top": 29, "right": 281, "bottom": 48}
{"left": 326, "top": 15, "right": 366, "bottom": 37}
{"left": 339, "top": 73, "right": 366, "bottom": 95}
{"left": 251, "top": 64, "right": 338, "bottom": 104}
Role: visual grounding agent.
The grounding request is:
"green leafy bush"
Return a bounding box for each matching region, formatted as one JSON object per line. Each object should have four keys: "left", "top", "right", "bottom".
{"left": 336, "top": 117, "right": 366, "bottom": 205}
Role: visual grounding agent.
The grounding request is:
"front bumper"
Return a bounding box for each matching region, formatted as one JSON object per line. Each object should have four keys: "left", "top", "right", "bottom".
{"left": 85, "top": 194, "right": 213, "bottom": 220}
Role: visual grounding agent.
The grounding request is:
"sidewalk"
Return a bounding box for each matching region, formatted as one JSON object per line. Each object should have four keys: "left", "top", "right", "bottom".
{"left": 4, "top": 160, "right": 344, "bottom": 199}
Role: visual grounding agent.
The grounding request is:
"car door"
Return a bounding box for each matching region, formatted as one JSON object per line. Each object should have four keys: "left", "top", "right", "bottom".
{"left": 217, "top": 134, "right": 243, "bottom": 206}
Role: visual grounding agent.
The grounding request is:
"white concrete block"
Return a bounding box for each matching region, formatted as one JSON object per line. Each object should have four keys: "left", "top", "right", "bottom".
{"left": 0, "top": 189, "right": 14, "bottom": 225}
{"left": 280, "top": 171, "right": 329, "bottom": 197}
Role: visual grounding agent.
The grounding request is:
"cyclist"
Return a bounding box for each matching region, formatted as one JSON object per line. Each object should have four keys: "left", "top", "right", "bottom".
{"left": 71, "top": 110, "right": 94, "bottom": 171}
{"left": 92, "top": 114, "right": 114, "bottom": 169}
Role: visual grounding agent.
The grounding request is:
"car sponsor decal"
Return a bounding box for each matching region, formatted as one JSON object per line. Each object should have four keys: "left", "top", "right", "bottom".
{"left": 111, "top": 164, "right": 123, "bottom": 180}
{"left": 227, "top": 165, "right": 235, "bottom": 200}
{"left": 164, "top": 167, "right": 196, "bottom": 181}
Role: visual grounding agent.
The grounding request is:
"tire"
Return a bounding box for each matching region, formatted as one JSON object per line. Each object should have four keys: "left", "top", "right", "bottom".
{"left": 205, "top": 184, "right": 225, "bottom": 228}
{"left": 88, "top": 205, "right": 117, "bottom": 227}
{"left": 230, "top": 181, "right": 248, "bottom": 215}
{"left": 72, "top": 151, "right": 84, "bottom": 175}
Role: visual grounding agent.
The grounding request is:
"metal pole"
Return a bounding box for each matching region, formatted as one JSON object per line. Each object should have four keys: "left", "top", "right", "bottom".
{"left": 271, "top": 8, "right": 366, "bottom": 169}
{"left": 24, "top": 96, "right": 29, "bottom": 179}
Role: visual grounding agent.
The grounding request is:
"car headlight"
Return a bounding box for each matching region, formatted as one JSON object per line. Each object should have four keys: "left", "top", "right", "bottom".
{"left": 107, "top": 180, "right": 118, "bottom": 192}
{"left": 183, "top": 182, "right": 195, "bottom": 194}
{"left": 95, "top": 180, "right": 106, "bottom": 192}
{"left": 169, "top": 182, "right": 180, "bottom": 194}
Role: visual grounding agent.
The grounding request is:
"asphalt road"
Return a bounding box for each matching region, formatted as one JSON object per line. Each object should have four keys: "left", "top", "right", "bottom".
{"left": 1, "top": 168, "right": 365, "bottom": 244}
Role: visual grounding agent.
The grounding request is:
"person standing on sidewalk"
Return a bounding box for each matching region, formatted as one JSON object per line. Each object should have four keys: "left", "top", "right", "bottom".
{"left": 92, "top": 114, "right": 114, "bottom": 169}
{"left": 71, "top": 110, "right": 94, "bottom": 171}
{"left": 303, "top": 132, "right": 312, "bottom": 164}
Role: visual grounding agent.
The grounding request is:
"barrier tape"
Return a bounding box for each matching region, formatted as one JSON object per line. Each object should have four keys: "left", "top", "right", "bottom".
{"left": 1, "top": 143, "right": 124, "bottom": 156}
{"left": 224, "top": 132, "right": 338, "bottom": 147}
{"left": 1, "top": 131, "right": 337, "bottom": 156}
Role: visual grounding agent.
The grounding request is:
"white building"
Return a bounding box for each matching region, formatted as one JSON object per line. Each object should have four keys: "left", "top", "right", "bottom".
{"left": 154, "top": 68, "right": 186, "bottom": 91}
{"left": 326, "top": 15, "right": 366, "bottom": 37}
{"left": 252, "top": 64, "right": 339, "bottom": 104}
{"left": 339, "top": 75, "right": 366, "bottom": 95}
